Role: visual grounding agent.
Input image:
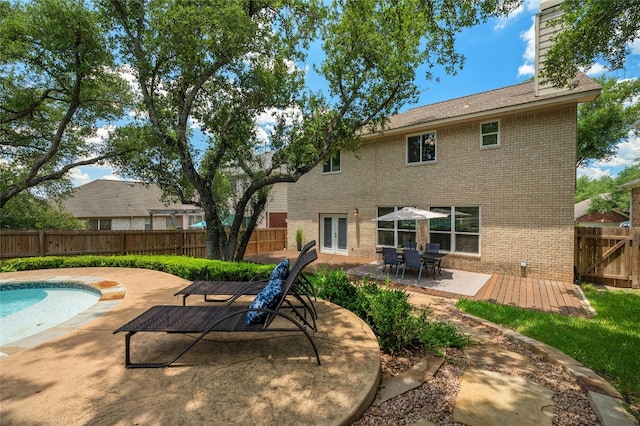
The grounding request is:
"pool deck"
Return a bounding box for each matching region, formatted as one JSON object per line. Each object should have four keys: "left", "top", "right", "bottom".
{"left": 1, "top": 260, "right": 628, "bottom": 426}
{"left": 0, "top": 267, "right": 381, "bottom": 425}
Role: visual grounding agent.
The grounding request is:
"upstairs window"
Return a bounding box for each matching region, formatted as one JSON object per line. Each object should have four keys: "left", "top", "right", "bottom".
{"left": 407, "top": 132, "right": 436, "bottom": 163}
{"left": 481, "top": 121, "right": 499, "bottom": 147}
{"left": 322, "top": 151, "right": 341, "bottom": 173}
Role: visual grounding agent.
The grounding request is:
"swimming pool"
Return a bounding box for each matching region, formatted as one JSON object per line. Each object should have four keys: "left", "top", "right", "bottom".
{"left": 0, "top": 282, "right": 102, "bottom": 346}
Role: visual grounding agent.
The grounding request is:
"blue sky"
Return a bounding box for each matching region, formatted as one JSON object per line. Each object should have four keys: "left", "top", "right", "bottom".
{"left": 71, "top": 0, "right": 640, "bottom": 186}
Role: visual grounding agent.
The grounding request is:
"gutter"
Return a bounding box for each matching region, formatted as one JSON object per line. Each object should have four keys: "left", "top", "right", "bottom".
{"left": 361, "top": 88, "right": 601, "bottom": 139}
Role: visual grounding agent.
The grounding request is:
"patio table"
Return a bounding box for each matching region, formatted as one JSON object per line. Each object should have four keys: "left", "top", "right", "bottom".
{"left": 376, "top": 248, "right": 444, "bottom": 278}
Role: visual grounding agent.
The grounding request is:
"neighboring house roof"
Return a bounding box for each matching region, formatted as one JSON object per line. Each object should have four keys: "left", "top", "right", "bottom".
{"left": 574, "top": 193, "right": 628, "bottom": 222}
{"left": 60, "top": 180, "right": 200, "bottom": 218}
{"left": 365, "top": 72, "right": 600, "bottom": 137}
{"left": 621, "top": 178, "right": 640, "bottom": 190}
{"left": 574, "top": 194, "right": 610, "bottom": 220}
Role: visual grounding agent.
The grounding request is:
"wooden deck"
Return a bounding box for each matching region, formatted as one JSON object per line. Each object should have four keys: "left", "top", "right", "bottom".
{"left": 471, "top": 274, "right": 592, "bottom": 317}
{"left": 246, "top": 251, "right": 594, "bottom": 318}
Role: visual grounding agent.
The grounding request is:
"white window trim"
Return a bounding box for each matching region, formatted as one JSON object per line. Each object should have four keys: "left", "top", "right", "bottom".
{"left": 322, "top": 151, "right": 341, "bottom": 174}
{"left": 480, "top": 120, "right": 500, "bottom": 148}
{"left": 406, "top": 131, "right": 437, "bottom": 164}
{"left": 376, "top": 206, "right": 417, "bottom": 247}
{"left": 429, "top": 206, "right": 481, "bottom": 255}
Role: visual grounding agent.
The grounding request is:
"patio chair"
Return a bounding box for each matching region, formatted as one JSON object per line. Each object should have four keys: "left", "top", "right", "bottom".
{"left": 399, "top": 249, "right": 427, "bottom": 281}
{"left": 425, "top": 243, "right": 442, "bottom": 275}
{"left": 113, "top": 249, "right": 320, "bottom": 368}
{"left": 174, "top": 241, "right": 318, "bottom": 326}
{"left": 382, "top": 247, "right": 401, "bottom": 274}
{"left": 403, "top": 241, "right": 417, "bottom": 250}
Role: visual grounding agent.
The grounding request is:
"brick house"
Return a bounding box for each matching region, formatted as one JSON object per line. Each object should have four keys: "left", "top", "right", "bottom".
{"left": 60, "top": 180, "right": 202, "bottom": 230}
{"left": 621, "top": 178, "right": 640, "bottom": 227}
{"left": 228, "top": 151, "right": 288, "bottom": 229}
{"left": 574, "top": 195, "right": 629, "bottom": 227}
{"left": 287, "top": 0, "right": 601, "bottom": 282}
{"left": 287, "top": 72, "right": 599, "bottom": 281}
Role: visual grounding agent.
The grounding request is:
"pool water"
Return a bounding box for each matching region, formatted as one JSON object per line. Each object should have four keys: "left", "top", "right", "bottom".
{"left": 1, "top": 288, "right": 49, "bottom": 317}
{"left": 0, "top": 286, "right": 100, "bottom": 346}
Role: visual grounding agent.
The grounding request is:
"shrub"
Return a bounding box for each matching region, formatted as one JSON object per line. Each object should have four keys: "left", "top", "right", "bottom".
{"left": 0, "top": 255, "right": 273, "bottom": 281}
{"left": 313, "top": 269, "right": 470, "bottom": 354}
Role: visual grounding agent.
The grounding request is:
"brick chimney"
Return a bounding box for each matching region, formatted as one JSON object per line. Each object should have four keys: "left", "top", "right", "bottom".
{"left": 534, "top": 0, "right": 565, "bottom": 96}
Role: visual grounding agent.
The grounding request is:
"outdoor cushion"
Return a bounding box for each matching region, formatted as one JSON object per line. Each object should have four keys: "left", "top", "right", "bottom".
{"left": 269, "top": 258, "right": 290, "bottom": 281}
{"left": 246, "top": 278, "right": 284, "bottom": 325}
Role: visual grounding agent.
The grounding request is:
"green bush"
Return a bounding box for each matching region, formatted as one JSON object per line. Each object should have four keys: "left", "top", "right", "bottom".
{"left": 313, "top": 269, "right": 470, "bottom": 354}
{"left": 0, "top": 255, "right": 273, "bottom": 281}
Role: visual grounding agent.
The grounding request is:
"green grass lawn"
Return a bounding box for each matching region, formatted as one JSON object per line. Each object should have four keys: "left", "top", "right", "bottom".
{"left": 456, "top": 284, "right": 639, "bottom": 420}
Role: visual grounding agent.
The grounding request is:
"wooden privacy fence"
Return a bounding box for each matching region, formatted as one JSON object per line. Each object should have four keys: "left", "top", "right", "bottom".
{"left": 575, "top": 227, "right": 639, "bottom": 289}
{"left": 0, "top": 228, "right": 287, "bottom": 260}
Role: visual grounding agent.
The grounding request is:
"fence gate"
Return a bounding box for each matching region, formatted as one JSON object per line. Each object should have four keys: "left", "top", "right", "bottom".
{"left": 575, "top": 227, "right": 638, "bottom": 288}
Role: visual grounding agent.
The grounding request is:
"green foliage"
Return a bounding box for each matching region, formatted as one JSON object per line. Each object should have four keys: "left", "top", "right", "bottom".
{"left": 457, "top": 285, "right": 640, "bottom": 419}
{"left": 0, "top": 0, "right": 133, "bottom": 207}
{"left": 576, "top": 161, "right": 640, "bottom": 213}
{"left": 0, "top": 192, "right": 83, "bottom": 230}
{"left": 313, "top": 269, "right": 470, "bottom": 354}
{"left": 543, "top": 0, "right": 640, "bottom": 88}
{"left": 0, "top": 255, "right": 273, "bottom": 281}
{"left": 577, "top": 76, "right": 640, "bottom": 168}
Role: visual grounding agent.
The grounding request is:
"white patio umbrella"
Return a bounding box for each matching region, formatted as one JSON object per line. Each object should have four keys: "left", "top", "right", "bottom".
{"left": 371, "top": 207, "right": 448, "bottom": 221}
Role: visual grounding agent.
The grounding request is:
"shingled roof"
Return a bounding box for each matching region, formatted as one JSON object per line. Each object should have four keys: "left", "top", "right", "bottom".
{"left": 60, "top": 180, "right": 200, "bottom": 218}
{"left": 366, "top": 73, "right": 601, "bottom": 137}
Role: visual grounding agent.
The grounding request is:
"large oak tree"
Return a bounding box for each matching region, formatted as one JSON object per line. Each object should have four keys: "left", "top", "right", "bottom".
{"left": 543, "top": 0, "right": 640, "bottom": 87}
{"left": 0, "top": 0, "right": 133, "bottom": 208}
{"left": 103, "top": 0, "right": 518, "bottom": 261}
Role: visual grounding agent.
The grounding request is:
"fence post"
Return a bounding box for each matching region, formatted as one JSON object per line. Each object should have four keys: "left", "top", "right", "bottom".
{"left": 39, "top": 230, "right": 45, "bottom": 256}
{"left": 633, "top": 227, "right": 640, "bottom": 289}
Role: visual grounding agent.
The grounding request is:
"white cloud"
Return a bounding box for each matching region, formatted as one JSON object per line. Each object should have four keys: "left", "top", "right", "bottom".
{"left": 584, "top": 63, "right": 607, "bottom": 77}
{"left": 517, "top": 19, "right": 536, "bottom": 77}
{"left": 628, "top": 38, "right": 640, "bottom": 55}
{"left": 576, "top": 165, "right": 612, "bottom": 179}
{"left": 518, "top": 63, "right": 535, "bottom": 78}
{"left": 101, "top": 174, "right": 123, "bottom": 181}
{"left": 68, "top": 168, "right": 91, "bottom": 186}
{"left": 493, "top": 0, "right": 540, "bottom": 30}
{"left": 85, "top": 124, "right": 116, "bottom": 146}
{"left": 577, "top": 131, "right": 640, "bottom": 178}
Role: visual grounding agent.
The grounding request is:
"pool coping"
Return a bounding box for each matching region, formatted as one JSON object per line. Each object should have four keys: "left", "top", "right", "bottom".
{"left": 0, "top": 276, "right": 127, "bottom": 356}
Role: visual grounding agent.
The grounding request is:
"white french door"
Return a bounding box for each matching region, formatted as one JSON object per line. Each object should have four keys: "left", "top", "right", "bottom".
{"left": 320, "top": 215, "right": 348, "bottom": 254}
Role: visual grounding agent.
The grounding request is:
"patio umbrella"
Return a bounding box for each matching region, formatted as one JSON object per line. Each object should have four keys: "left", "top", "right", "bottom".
{"left": 371, "top": 207, "right": 448, "bottom": 221}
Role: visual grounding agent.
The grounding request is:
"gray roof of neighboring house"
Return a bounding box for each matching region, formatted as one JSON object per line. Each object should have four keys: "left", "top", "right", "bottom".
{"left": 574, "top": 194, "right": 611, "bottom": 220}
{"left": 366, "top": 72, "right": 601, "bottom": 137}
{"left": 621, "top": 178, "right": 640, "bottom": 190}
{"left": 59, "top": 180, "right": 200, "bottom": 218}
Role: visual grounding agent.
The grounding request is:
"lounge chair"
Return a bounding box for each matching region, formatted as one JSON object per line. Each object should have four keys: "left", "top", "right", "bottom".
{"left": 113, "top": 249, "right": 319, "bottom": 368}
{"left": 174, "top": 240, "right": 317, "bottom": 306}
{"left": 174, "top": 241, "right": 318, "bottom": 328}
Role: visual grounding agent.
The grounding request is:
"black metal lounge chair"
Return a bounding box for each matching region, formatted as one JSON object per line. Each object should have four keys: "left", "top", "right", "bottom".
{"left": 113, "top": 249, "right": 319, "bottom": 368}
{"left": 174, "top": 240, "right": 318, "bottom": 328}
